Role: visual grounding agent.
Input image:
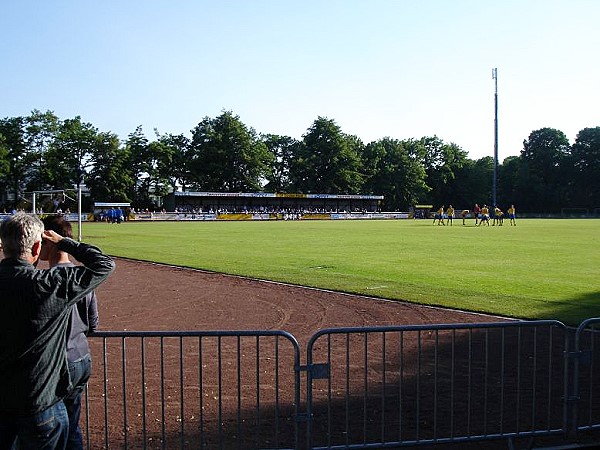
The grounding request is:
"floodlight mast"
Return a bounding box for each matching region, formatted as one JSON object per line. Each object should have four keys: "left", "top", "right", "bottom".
{"left": 492, "top": 68, "right": 499, "bottom": 207}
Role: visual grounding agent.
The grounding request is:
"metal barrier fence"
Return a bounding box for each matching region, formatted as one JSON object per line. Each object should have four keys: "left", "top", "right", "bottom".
{"left": 84, "top": 320, "right": 600, "bottom": 449}
{"left": 305, "top": 321, "right": 570, "bottom": 449}
{"left": 84, "top": 330, "right": 301, "bottom": 449}
{"left": 572, "top": 318, "right": 600, "bottom": 436}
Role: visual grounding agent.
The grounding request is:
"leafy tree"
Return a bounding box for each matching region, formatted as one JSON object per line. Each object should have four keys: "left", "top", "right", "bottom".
{"left": 46, "top": 116, "right": 98, "bottom": 191}
{"left": 0, "top": 116, "right": 28, "bottom": 207}
{"left": 2, "top": 109, "right": 597, "bottom": 215}
{"left": 362, "top": 138, "right": 428, "bottom": 210}
{"left": 155, "top": 132, "right": 192, "bottom": 192}
{"left": 145, "top": 137, "right": 176, "bottom": 202}
{"left": 290, "top": 117, "right": 363, "bottom": 194}
{"left": 24, "top": 110, "right": 60, "bottom": 191}
{"left": 410, "top": 136, "right": 469, "bottom": 206}
{"left": 190, "top": 111, "right": 273, "bottom": 191}
{"left": 123, "top": 126, "right": 152, "bottom": 207}
{"left": 570, "top": 127, "right": 600, "bottom": 208}
{"left": 121, "top": 125, "right": 176, "bottom": 209}
{"left": 342, "top": 134, "right": 366, "bottom": 194}
{"left": 261, "top": 134, "right": 299, "bottom": 193}
{"left": 497, "top": 155, "right": 521, "bottom": 208}
{"left": 520, "top": 128, "right": 570, "bottom": 212}
{"left": 447, "top": 156, "right": 494, "bottom": 209}
{"left": 86, "top": 132, "right": 132, "bottom": 203}
{"left": 0, "top": 132, "right": 10, "bottom": 186}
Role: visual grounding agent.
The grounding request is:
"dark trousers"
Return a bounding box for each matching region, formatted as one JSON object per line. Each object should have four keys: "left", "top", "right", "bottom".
{"left": 63, "top": 354, "right": 91, "bottom": 450}
{"left": 0, "top": 402, "right": 69, "bottom": 450}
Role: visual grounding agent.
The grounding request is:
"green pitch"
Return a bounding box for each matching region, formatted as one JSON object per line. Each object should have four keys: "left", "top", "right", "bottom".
{"left": 80, "top": 219, "right": 600, "bottom": 325}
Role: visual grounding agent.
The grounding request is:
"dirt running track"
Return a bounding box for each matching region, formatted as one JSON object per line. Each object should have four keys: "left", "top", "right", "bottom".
{"left": 97, "top": 258, "right": 507, "bottom": 337}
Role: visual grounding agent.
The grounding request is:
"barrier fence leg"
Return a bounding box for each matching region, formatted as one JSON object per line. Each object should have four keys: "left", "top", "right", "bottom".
{"left": 566, "top": 329, "right": 578, "bottom": 441}
{"left": 507, "top": 436, "right": 516, "bottom": 450}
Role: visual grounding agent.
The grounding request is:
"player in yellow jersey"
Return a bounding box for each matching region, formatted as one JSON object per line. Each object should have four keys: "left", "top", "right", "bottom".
{"left": 492, "top": 206, "right": 503, "bottom": 226}
{"left": 478, "top": 204, "right": 490, "bottom": 226}
{"left": 460, "top": 209, "right": 469, "bottom": 225}
{"left": 446, "top": 205, "right": 455, "bottom": 226}
{"left": 433, "top": 206, "right": 445, "bottom": 225}
{"left": 507, "top": 204, "right": 516, "bottom": 226}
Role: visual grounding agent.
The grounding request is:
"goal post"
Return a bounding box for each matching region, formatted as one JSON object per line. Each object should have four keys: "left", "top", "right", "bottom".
{"left": 30, "top": 190, "right": 63, "bottom": 214}
{"left": 28, "top": 188, "right": 84, "bottom": 241}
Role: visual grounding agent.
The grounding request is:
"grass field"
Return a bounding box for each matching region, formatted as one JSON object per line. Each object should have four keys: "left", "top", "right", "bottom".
{"left": 80, "top": 218, "right": 600, "bottom": 326}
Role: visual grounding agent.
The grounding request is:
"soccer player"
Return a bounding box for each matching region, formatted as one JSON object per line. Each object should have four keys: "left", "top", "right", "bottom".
{"left": 433, "top": 205, "right": 445, "bottom": 225}
{"left": 446, "top": 205, "right": 455, "bottom": 226}
{"left": 508, "top": 204, "right": 517, "bottom": 226}
{"left": 473, "top": 203, "right": 481, "bottom": 225}
{"left": 492, "top": 206, "right": 503, "bottom": 226}
{"left": 460, "top": 209, "right": 469, "bottom": 225}
{"left": 478, "top": 204, "right": 490, "bottom": 226}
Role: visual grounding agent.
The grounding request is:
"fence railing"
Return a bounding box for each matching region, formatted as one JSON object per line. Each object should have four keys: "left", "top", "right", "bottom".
{"left": 571, "top": 318, "right": 600, "bottom": 436}
{"left": 84, "top": 320, "right": 600, "bottom": 449}
{"left": 85, "top": 330, "right": 301, "bottom": 449}
{"left": 305, "top": 321, "right": 569, "bottom": 449}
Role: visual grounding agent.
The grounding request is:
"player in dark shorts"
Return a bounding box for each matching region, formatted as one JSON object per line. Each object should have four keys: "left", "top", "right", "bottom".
{"left": 473, "top": 203, "right": 481, "bottom": 225}
{"left": 508, "top": 205, "right": 516, "bottom": 226}
{"left": 477, "top": 205, "right": 490, "bottom": 226}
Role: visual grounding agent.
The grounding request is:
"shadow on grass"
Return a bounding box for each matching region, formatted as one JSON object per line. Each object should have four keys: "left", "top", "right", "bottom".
{"left": 531, "top": 291, "right": 600, "bottom": 326}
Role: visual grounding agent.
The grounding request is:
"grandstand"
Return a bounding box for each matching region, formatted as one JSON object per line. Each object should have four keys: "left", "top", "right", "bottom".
{"left": 164, "top": 191, "right": 384, "bottom": 213}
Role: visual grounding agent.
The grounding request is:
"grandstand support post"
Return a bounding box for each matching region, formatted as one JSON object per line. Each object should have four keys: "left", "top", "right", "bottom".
{"left": 492, "top": 68, "right": 498, "bottom": 207}
{"left": 32, "top": 192, "right": 36, "bottom": 214}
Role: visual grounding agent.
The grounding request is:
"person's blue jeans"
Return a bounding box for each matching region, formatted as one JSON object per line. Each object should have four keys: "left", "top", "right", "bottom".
{"left": 64, "top": 354, "right": 92, "bottom": 450}
{"left": 0, "top": 401, "right": 69, "bottom": 450}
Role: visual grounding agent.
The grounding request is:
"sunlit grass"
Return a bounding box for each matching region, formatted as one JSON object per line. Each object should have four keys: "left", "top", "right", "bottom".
{"left": 80, "top": 218, "right": 600, "bottom": 325}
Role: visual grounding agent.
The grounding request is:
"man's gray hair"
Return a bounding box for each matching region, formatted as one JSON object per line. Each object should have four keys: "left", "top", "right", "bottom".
{"left": 0, "top": 212, "right": 44, "bottom": 258}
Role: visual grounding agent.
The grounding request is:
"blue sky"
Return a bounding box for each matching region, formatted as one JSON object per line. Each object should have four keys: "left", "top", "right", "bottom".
{"left": 2, "top": 0, "right": 598, "bottom": 160}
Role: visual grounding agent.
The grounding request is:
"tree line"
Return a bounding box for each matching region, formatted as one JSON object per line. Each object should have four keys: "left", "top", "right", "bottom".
{"left": 0, "top": 109, "right": 598, "bottom": 213}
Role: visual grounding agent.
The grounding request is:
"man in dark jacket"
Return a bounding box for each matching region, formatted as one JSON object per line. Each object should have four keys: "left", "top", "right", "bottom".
{"left": 0, "top": 213, "right": 115, "bottom": 450}
{"left": 41, "top": 215, "right": 99, "bottom": 450}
